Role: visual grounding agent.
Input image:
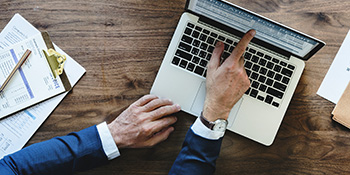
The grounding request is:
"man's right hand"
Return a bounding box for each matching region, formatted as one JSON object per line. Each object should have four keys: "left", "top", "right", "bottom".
{"left": 107, "top": 95, "right": 181, "bottom": 148}
{"left": 203, "top": 30, "right": 256, "bottom": 122}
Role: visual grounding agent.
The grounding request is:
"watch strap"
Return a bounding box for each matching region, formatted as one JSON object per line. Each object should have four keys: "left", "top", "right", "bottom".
{"left": 200, "top": 112, "right": 215, "bottom": 130}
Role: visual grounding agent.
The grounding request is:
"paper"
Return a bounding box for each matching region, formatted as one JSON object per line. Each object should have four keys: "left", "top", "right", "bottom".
{"left": 317, "top": 30, "right": 350, "bottom": 104}
{"left": 0, "top": 33, "right": 68, "bottom": 118}
{"left": 0, "top": 14, "right": 86, "bottom": 158}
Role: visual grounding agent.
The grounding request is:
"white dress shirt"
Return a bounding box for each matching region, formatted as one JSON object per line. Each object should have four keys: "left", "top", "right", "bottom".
{"left": 96, "top": 117, "right": 226, "bottom": 160}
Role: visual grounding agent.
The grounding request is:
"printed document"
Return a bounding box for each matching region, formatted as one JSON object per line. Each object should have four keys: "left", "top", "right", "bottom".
{"left": 317, "top": 30, "right": 350, "bottom": 104}
{"left": 0, "top": 14, "right": 85, "bottom": 158}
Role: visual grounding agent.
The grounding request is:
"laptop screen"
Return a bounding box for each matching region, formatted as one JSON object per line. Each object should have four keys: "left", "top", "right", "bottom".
{"left": 187, "top": 0, "right": 324, "bottom": 59}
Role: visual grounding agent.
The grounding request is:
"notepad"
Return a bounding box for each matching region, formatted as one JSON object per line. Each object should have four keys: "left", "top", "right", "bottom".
{"left": 0, "top": 32, "right": 71, "bottom": 119}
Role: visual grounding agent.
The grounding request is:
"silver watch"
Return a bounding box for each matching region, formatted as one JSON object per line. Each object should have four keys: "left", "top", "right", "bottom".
{"left": 200, "top": 112, "right": 228, "bottom": 132}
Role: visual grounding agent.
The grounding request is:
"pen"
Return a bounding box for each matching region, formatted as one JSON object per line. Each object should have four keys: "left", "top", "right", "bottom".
{"left": 0, "top": 49, "right": 32, "bottom": 93}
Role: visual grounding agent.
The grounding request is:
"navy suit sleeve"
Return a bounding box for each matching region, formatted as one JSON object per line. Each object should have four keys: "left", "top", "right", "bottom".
{"left": 169, "top": 128, "right": 223, "bottom": 175}
{"left": 0, "top": 125, "right": 108, "bottom": 175}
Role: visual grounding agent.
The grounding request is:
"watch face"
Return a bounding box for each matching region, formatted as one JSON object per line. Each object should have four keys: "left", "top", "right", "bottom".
{"left": 213, "top": 120, "right": 228, "bottom": 132}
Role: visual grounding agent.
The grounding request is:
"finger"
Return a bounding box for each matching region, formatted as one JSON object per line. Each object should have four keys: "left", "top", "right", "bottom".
{"left": 144, "top": 126, "right": 175, "bottom": 147}
{"left": 228, "top": 30, "right": 256, "bottom": 64}
{"left": 147, "top": 116, "right": 177, "bottom": 134}
{"left": 134, "top": 94, "right": 158, "bottom": 107}
{"left": 142, "top": 98, "right": 174, "bottom": 112}
{"left": 148, "top": 104, "right": 181, "bottom": 120}
{"left": 208, "top": 41, "right": 224, "bottom": 70}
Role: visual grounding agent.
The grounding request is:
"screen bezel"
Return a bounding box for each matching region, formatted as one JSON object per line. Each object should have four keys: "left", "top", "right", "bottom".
{"left": 184, "top": 0, "right": 325, "bottom": 61}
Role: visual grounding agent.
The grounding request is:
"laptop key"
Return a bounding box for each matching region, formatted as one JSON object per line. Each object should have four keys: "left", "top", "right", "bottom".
{"left": 187, "top": 63, "right": 195, "bottom": 72}
{"left": 192, "top": 56, "right": 200, "bottom": 64}
{"left": 199, "top": 34, "right": 207, "bottom": 42}
{"left": 266, "top": 62, "right": 274, "bottom": 69}
{"left": 199, "top": 51, "right": 207, "bottom": 59}
{"left": 193, "top": 40, "right": 200, "bottom": 47}
{"left": 204, "top": 70, "right": 207, "bottom": 77}
{"left": 179, "top": 60, "right": 188, "bottom": 69}
{"left": 252, "top": 55, "right": 259, "bottom": 63}
{"left": 206, "top": 53, "right": 212, "bottom": 61}
{"left": 195, "top": 26, "right": 202, "bottom": 31}
{"left": 281, "top": 68, "right": 293, "bottom": 77}
{"left": 181, "top": 35, "right": 193, "bottom": 44}
{"left": 259, "top": 84, "right": 267, "bottom": 92}
{"left": 258, "top": 75, "right": 266, "bottom": 83}
{"left": 176, "top": 50, "right": 192, "bottom": 61}
{"left": 272, "top": 58, "right": 279, "bottom": 64}
{"left": 280, "top": 61, "right": 287, "bottom": 67}
{"left": 249, "top": 48, "right": 256, "bottom": 54}
{"left": 274, "top": 65, "right": 282, "bottom": 72}
{"left": 172, "top": 57, "right": 180, "bottom": 65}
{"left": 250, "top": 89, "right": 258, "bottom": 98}
{"left": 251, "top": 72, "right": 259, "bottom": 80}
{"left": 257, "top": 95, "right": 264, "bottom": 101}
{"left": 259, "top": 67, "right": 267, "bottom": 75}
{"left": 246, "top": 70, "right": 252, "bottom": 77}
{"left": 244, "top": 53, "right": 252, "bottom": 60}
{"left": 226, "top": 39, "right": 233, "bottom": 44}
{"left": 265, "top": 95, "right": 273, "bottom": 104}
{"left": 218, "top": 35, "right": 225, "bottom": 41}
{"left": 192, "top": 31, "right": 200, "bottom": 38}
{"left": 207, "top": 46, "right": 215, "bottom": 53}
{"left": 272, "top": 102, "right": 280, "bottom": 107}
{"left": 282, "top": 77, "right": 290, "bottom": 84}
{"left": 210, "top": 32, "right": 218, "bottom": 38}
{"left": 191, "top": 48, "right": 199, "bottom": 55}
{"left": 203, "top": 29, "right": 210, "bottom": 34}
{"left": 207, "top": 37, "right": 215, "bottom": 45}
{"left": 273, "top": 81, "right": 287, "bottom": 92}
{"left": 194, "top": 66, "right": 204, "bottom": 76}
{"left": 252, "top": 64, "right": 260, "bottom": 72}
{"left": 257, "top": 52, "right": 264, "bottom": 57}
{"left": 229, "top": 46, "right": 235, "bottom": 52}
{"left": 264, "top": 55, "right": 272, "bottom": 60}
{"left": 224, "top": 44, "right": 229, "bottom": 51}
{"left": 266, "top": 78, "right": 274, "bottom": 86}
{"left": 267, "top": 87, "right": 283, "bottom": 99}
{"left": 179, "top": 42, "right": 192, "bottom": 52}
{"left": 200, "top": 43, "right": 208, "bottom": 50}
{"left": 185, "top": 28, "right": 192, "bottom": 35}
{"left": 288, "top": 64, "right": 295, "bottom": 70}
{"left": 244, "top": 61, "right": 253, "bottom": 69}
{"left": 259, "top": 59, "right": 267, "bottom": 66}
{"left": 200, "top": 59, "right": 208, "bottom": 67}
{"left": 187, "top": 23, "right": 194, "bottom": 28}
{"left": 252, "top": 81, "right": 259, "bottom": 88}
{"left": 274, "top": 73, "right": 282, "bottom": 81}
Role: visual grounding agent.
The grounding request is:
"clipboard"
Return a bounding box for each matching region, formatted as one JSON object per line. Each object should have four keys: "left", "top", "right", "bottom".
{"left": 332, "top": 81, "right": 350, "bottom": 129}
{"left": 0, "top": 32, "right": 71, "bottom": 119}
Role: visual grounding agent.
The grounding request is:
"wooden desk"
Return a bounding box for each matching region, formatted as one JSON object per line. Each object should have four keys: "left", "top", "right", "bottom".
{"left": 1, "top": 0, "right": 350, "bottom": 174}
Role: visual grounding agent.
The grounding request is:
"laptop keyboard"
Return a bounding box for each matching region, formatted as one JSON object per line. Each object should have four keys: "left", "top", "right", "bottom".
{"left": 171, "top": 22, "right": 296, "bottom": 108}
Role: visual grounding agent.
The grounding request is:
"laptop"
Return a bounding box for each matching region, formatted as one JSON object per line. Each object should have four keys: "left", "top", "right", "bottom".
{"left": 151, "top": 0, "right": 325, "bottom": 146}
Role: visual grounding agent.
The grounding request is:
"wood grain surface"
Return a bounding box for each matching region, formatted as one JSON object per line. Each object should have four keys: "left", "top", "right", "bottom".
{"left": 1, "top": 0, "right": 350, "bottom": 174}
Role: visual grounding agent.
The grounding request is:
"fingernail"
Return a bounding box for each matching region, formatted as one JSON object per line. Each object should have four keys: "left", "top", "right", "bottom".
{"left": 216, "top": 41, "right": 222, "bottom": 47}
{"left": 249, "top": 29, "right": 256, "bottom": 37}
{"left": 176, "top": 104, "right": 181, "bottom": 110}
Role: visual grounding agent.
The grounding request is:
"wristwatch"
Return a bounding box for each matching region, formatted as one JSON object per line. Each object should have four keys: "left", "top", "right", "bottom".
{"left": 200, "top": 112, "right": 228, "bottom": 132}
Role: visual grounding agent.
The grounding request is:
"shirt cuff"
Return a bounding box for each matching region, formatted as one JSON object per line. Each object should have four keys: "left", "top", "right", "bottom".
{"left": 96, "top": 122, "right": 120, "bottom": 160}
{"left": 191, "top": 117, "right": 225, "bottom": 140}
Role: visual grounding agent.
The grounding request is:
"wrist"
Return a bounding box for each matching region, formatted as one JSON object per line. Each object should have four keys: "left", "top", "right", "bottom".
{"left": 203, "top": 101, "right": 230, "bottom": 121}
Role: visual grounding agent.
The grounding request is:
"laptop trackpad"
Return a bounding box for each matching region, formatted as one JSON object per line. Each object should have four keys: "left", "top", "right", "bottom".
{"left": 191, "top": 81, "right": 243, "bottom": 127}
{"left": 190, "top": 81, "right": 206, "bottom": 116}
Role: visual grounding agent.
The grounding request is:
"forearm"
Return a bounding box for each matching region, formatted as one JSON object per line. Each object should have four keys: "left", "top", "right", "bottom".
{"left": 0, "top": 125, "right": 108, "bottom": 175}
{"left": 169, "top": 125, "right": 223, "bottom": 175}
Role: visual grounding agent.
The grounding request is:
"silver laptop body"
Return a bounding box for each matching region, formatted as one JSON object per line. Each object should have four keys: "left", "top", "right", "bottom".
{"left": 151, "top": 0, "right": 325, "bottom": 146}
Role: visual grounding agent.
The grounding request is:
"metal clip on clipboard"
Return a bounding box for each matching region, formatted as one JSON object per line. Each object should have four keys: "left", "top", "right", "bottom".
{"left": 41, "top": 32, "right": 71, "bottom": 91}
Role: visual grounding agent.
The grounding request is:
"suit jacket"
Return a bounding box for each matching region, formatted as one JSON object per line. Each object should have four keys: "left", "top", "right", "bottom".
{"left": 169, "top": 129, "right": 223, "bottom": 175}
{"left": 0, "top": 125, "right": 108, "bottom": 175}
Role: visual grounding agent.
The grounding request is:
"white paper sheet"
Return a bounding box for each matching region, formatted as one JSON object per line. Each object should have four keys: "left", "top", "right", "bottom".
{"left": 317, "top": 30, "right": 350, "bottom": 104}
{"left": 0, "top": 13, "right": 86, "bottom": 159}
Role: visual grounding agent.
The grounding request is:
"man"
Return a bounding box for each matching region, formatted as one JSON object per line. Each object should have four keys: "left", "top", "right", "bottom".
{"left": 0, "top": 29, "right": 255, "bottom": 175}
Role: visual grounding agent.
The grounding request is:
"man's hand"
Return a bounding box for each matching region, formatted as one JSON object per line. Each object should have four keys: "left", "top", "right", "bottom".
{"left": 107, "top": 95, "right": 181, "bottom": 148}
{"left": 203, "top": 30, "right": 256, "bottom": 122}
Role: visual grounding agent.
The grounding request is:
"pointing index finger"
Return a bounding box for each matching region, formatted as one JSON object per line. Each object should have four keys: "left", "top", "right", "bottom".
{"left": 231, "top": 29, "right": 256, "bottom": 62}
